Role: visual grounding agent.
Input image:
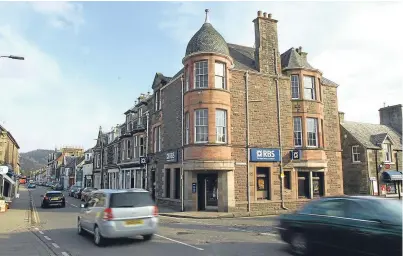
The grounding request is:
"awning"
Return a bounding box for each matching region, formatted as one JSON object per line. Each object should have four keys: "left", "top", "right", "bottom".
{"left": 382, "top": 171, "right": 403, "bottom": 182}
{"left": 0, "top": 173, "right": 16, "bottom": 185}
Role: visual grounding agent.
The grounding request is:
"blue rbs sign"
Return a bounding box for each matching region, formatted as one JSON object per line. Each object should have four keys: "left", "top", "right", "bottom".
{"left": 250, "top": 148, "right": 281, "bottom": 162}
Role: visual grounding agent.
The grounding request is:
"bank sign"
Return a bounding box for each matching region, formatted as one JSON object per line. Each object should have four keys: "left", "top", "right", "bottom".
{"left": 166, "top": 150, "right": 178, "bottom": 163}
{"left": 250, "top": 148, "right": 281, "bottom": 162}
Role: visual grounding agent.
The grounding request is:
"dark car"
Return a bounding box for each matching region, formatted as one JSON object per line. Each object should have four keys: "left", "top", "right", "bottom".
{"left": 69, "top": 185, "right": 80, "bottom": 197}
{"left": 80, "top": 187, "right": 97, "bottom": 202}
{"left": 41, "top": 191, "right": 66, "bottom": 208}
{"left": 54, "top": 184, "right": 64, "bottom": 191}
{"left": 278, "top": 196, "right": 402, "bottom": 256}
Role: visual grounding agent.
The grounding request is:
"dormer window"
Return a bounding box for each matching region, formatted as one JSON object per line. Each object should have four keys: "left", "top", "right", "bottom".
{"left": 194, "top": 60, "right": 208, "bottom": 88}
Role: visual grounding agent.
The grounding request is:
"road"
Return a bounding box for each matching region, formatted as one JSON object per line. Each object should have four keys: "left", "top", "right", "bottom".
{"left": 29, "top": 186, "right": 290, "bottom": 256}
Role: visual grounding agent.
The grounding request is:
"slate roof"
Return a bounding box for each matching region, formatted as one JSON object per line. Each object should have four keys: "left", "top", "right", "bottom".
{"left": 281, "top": 47, "right": 315, "bottom": 70}
{"left": 227, "top": 43, "right": 256, "bottom": 71}
{"left": 185, "top": 22, "right": 230, "bottom": 58}
{"left": 342, "top": 121, "right": 402, "bottom": 150}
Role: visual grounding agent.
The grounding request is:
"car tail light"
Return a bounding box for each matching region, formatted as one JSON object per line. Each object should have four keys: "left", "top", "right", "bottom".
{"left": 103, "top": 208, "right": 114, "bottom": 221}
{"left": 152, "top": 206, "right": 158, "bottom": 216}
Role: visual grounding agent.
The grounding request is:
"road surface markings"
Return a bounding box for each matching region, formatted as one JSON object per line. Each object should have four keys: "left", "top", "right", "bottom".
{"left": 61, "top": 252, "right": 70, "bottom": 256}
{"left": 34, "top": 227, "right": 39, "bottom": 231}
{"left": 155, "top": 234, "right": 204, "bottom": 251}
{"left": 51, "top": 243, "right": 60, "bottom": 248}
{"left": 70, "top": 204, "right": 78, "bottom": 208}
{"left": 44, "top": 235, "right": 52, "bottom": 241}
{"left": 38, "top": 230, "right": 44, "bottom": 234}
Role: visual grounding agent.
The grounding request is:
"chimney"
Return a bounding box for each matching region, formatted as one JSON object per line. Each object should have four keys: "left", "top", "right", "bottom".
{"left": 253, "top": 11, "right": 281, "bottom": 75}
{"left": 379, "top": 104, "right": 402, "bottom": 135}
{"left": 339, "top": 112, "right": 345, "bottom": 124}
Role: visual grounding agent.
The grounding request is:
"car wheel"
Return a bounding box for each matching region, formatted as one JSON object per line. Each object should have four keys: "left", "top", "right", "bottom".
{"left": 94, "top": 226, "right": 106, "bottom": 246}
{"left": 143, "top": 234, "right": 154, "bottom": 241}
{"left": 290, "top": 232, "right": 309, "bottom": 256}
{"left": 77, "top": 219, "right": 84, "bottom": 235}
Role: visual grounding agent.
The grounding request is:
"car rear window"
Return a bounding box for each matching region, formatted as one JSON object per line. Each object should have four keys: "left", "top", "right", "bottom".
{"left": 47, "top": 193, "right": 63, "bottom": 197}
{"left": 109, "top": 192, "right": 154, "bottom": 208}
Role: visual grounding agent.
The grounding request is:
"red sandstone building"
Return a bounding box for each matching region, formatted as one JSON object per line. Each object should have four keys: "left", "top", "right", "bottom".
{"left": 147, "top": 10, "right": 344, "bottom": 213}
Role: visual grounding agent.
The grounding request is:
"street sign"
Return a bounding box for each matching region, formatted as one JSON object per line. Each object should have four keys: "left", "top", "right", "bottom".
{"left": 290, "top": 150, "right": 301, "bottom": 160}
{"left": 140, "top": 157, "right": 147, "bottom": 165}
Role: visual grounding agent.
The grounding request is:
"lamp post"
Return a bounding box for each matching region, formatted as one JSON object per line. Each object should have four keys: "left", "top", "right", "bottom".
{"left": 0, "top": 55, "right": 25, "bottom": 60}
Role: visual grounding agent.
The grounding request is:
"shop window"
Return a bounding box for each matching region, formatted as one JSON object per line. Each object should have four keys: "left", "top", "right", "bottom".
{"left": 256, "top": 167, "right": 270, "bottom": 200}
{"left": 174, "top": 168, "right": 181, "bottom": 199}
{"left": 312, "top": 172, "right": 324, "bottom": 198}
{"left": 298, "top": 172, "right": 309, "bottom": 199}
{"left": 165, "top": 169, "right": 171, "bottom": 198}
{"left": 135, "top": 170, "right": 142, "bottom": 188}
{"left": 284, "top": 171, "right": 291, "bottom": 190}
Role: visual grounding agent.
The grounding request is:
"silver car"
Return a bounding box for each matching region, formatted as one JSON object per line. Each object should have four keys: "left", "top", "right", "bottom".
{"left": 77, "top": 189, "right": 158, "bottom": 246}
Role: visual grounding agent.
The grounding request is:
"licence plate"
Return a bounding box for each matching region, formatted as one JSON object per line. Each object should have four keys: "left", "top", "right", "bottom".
{"left": 124, "top": 219, "right": 144, "bottom": 226}
{"left": 51, "top": 198, "right": 59, "bottom": 201}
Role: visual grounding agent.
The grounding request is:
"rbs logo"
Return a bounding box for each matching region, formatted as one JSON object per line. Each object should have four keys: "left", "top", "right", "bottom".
{"left": 257, "top": 150, "right": 275, "bottom": 158}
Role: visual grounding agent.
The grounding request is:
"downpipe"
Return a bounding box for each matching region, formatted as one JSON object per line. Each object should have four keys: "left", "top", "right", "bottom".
{"left": 180, "top": 75, "right": 185, "bottom": 212}
{"left": 274, "top": 48, "right": 288, "bottom": 210}
{"left": 245, "top": 71, "right": 251, "bottom": 212}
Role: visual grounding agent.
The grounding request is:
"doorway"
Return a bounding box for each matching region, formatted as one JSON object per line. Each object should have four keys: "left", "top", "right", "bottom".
{"left": 197, "top": 173, "right": 218, "bottom": 211}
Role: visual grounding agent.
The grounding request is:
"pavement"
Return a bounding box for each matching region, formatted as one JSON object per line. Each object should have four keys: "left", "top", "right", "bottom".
{"left": 0, "top": 186, "right": 54, "bottom": 256}
{"left": 3, "top": 185, "right": 292, "bottom": 256}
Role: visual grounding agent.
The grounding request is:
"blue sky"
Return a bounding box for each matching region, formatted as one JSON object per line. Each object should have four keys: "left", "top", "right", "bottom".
{"left": 0, "top": 1, "right": 401, "bottom": 152}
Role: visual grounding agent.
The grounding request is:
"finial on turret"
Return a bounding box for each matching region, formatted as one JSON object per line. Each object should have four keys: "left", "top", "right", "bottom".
{"left": 205, "top": 9, "right": 210, "bottom": 23}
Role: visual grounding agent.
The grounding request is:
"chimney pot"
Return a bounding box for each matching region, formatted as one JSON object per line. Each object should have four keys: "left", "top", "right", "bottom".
{"left": 257, "top": 10, "right": 263, "bottom": 17}
{"left": 263, "top": 12, "right": 268, "bottom": 18}
{"left": 299, "top": 46, "right": 302, "bottom": 53}
{"left": 268, "top": 13, "right": 272, "bottom": 19}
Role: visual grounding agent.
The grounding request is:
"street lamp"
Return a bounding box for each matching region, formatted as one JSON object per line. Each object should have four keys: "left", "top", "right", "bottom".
{"left": 0, "top": 55, "right": 25, "bottom": 60}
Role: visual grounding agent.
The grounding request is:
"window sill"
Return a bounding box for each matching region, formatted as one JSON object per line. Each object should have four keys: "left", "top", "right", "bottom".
{"left": 352, "top": 161, "right": 362, "bottom": 164}
{"left": 184, "top": 87, "right": 230, "bottom": 94}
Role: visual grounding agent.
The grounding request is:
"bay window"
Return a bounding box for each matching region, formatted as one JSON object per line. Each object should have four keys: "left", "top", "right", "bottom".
{"left": 293, "top": 117, "right": 302, "bottom": 147}
{"left": 214, "top": 62, "right": 226, "bottom": 89}
{"left": 194, "top": 61, "right": 208, "bottom": 88}
{"left": 303, "top": 76, "right": 316, "bottom": 100}
{"left": 291, "top": 75, "right": 300, "bottom": 99}
{"left": 185, "top": 112, "right": 189, "bottom": 144}
{"left": 216, "top": 109, "right": 227, "bottom": 143}
{"left": 307, "top": 118, "right": 318, "bottom": 147}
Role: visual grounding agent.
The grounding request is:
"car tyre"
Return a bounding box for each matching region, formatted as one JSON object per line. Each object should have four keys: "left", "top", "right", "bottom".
{"left": 143, "top": 234, "right": 154, "bottom": 241}
{"left": 290, "top": 232, "right": 309, "bottom": 256}
{"left": 77, "top": 219, "right": 84, "bottom": 235}
{"left": 94, "top": 226, "right": 106, "bottom": 246}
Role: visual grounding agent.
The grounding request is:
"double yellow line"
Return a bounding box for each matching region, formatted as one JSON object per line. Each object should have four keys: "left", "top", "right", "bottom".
{"left": 30, "top": 192, "right": 41, "bottom": 226}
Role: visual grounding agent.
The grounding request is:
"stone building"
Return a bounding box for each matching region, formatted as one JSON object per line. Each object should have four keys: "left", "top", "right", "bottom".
{"left": 0, "top": 124, "right": 20, "bottom": 198}
{"left": 340, "top": 105, "right": 403, "bottom": 197}
{"left": 146, "top": 10, "right": 344, "bottom": 213}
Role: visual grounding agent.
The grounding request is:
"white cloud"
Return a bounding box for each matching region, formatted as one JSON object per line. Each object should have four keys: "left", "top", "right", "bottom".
{"left": 159, "top": 1, "right": 403, "bottom": 124}
{"left": 0, "top": 24, "right": 120, "bottom": 152}
{"left": 30, "top": 1, "right": 84, "bottom": 32}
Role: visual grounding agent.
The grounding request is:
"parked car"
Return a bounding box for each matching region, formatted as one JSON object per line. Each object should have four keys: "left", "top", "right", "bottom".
{"left": 41, "top": 191, "right": 66, "bottom": 208}
{"left": 81, "top": 187, "right": 98, "bottom": 202}
{"left": 77, "top": 189, "right": 158, "bottom": 246}
{"left": 45, "top": 182, "right": 53, "bottom": 187}
{"left": 68, "top": 185, "right": 81, "bottom": 197}
{"left": 54, "top": 184, "right": 64, "bottom": 191}
{"left": 74, "top": 188, "right": 84, "bottom": 199}
{"left": 27, "top": 183, "right": 36, "bottom": 189}
{"left": 277, "top": 196, "right": 402, "bottom": 256}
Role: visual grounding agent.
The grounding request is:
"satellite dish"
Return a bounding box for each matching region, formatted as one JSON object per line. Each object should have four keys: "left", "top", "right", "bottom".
{"left": 0, "top": 166, "right": 9, "bottom": 175}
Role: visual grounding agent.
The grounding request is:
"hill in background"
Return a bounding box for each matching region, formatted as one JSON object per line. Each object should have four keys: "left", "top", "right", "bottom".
{"left": 20, "top": 149, "right": 53, "bottom": 173}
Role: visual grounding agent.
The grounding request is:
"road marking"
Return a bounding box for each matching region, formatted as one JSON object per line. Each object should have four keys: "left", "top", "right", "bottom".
{"left": 155, "top": 234, "right": 204, "bottom": 251}
{"left": 38, "top": 230, "right": 44, "bottom": 234}
{"left": 51, "top": 243, "right": 60, "bottom": 248}
{"left": 70, "top": 204, "right": 78, "bottom": 208}
{"left": 44, "top": 236, "right": 52, "bottom": 241}
{"left": 61, "top": 252, "right": 70, "bottom": 256}
{"left": 259, "top": 232, "right": 278, "bottom": 237}
{"left": 34, "top": 227, "right": 39, "bottom": 231}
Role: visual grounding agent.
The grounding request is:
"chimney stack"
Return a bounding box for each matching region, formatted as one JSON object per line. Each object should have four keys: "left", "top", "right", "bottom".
{"left": 253, "top": 11, "right": 281, "bottom": 75}
{"left": 379, "top": 104, "right": 402, "bottom": 135}
{"left": 338, "top": 112, "right": 345, "bottom": 124}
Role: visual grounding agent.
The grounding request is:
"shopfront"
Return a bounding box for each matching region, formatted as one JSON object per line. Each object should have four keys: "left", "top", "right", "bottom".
{"left": 120, "top": 168, "right": 146, "bottom": 189}
{"left": 381, "top": 170, "right": 403, "bottom": 197}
